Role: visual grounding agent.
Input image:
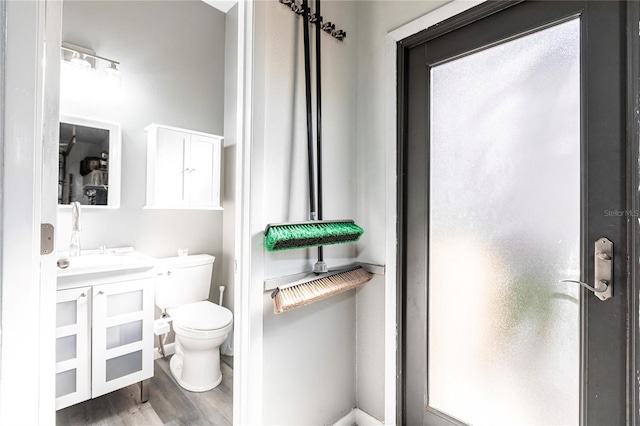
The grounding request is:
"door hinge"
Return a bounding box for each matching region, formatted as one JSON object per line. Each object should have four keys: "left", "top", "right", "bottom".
{"left": 41, "top": 223, "right": 54, "bottom": 255}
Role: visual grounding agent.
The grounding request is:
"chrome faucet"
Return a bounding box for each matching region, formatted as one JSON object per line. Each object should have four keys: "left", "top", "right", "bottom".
{"left": 70, "top": 201, "right": 82, "bottom": 256}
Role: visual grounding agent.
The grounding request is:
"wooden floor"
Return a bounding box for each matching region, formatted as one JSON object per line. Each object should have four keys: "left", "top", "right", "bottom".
{"left": 56, "top": 357, "right": 233, "bottom": 425}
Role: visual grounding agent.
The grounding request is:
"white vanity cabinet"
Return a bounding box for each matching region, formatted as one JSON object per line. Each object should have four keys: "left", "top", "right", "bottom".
{"left": 145, "top": 124, "right": 223, "bottom": 209}
{"left": 55, "top": 271, "right": 155, "bottom": 410}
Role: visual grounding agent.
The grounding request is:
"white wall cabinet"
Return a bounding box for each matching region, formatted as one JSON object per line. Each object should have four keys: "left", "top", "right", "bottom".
{"left": 55, "top": 277, "right": 154, "bottom": 410}
{"left": 145, "top": 124, "right": 223, "bottom": 209}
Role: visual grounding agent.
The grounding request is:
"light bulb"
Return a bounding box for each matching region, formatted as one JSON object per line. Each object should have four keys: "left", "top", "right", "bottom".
{"left": 104, "top": 62, "right": 120, "bottom": 77}
{"left": 69, "top": 52, "right": 91, "bottom": 69}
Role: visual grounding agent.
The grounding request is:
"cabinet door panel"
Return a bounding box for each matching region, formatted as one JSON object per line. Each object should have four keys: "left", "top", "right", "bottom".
{"left": 55, "top": 287, "right": 91, "bottom": 410}
{"left": 106, "top": 319, "right": 143, "bottom": 349}
{"left": 155, "top": 128, "right": 187, "bottom": 205}
{"left": 107, "top": 289, "right": 143, "bottom": 317}
{"left": 56, "top": 369, "right": 77, "bottom": 399}
{"left": 56, "top": 335, "right": 77, "bottom": 363}
{"left": 91, "top": 278, "right": 154, "bottom": 398}
{"left": 56, "top": 299, "right": 77, "bottom": 328}
{"left": 106, "top": 350, "right": 143, "bottom": 382}
{"left": 188, "top": 134, "right": 221, "bottom": 206}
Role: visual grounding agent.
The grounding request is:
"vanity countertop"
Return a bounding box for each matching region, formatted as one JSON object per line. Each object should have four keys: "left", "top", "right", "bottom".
{"left": 57, "top": 247, "right": 156, "bottom": 289}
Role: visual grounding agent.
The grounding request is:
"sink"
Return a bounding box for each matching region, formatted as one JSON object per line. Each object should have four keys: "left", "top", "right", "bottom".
{"left": 57, "top": 247, "right": 155, "bottom": 278}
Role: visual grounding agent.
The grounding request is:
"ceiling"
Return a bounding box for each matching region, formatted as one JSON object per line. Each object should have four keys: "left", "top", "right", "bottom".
{"left": 202, "top": 0, "right": 237, "bottom": 14}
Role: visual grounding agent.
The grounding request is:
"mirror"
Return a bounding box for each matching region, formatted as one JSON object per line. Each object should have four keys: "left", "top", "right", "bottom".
{"left": 58, "top": 115, "right": 121, "bottom": 208}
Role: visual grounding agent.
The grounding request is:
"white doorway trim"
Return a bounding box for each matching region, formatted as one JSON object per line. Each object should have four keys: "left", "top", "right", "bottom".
{"left": 0, "top": 0, "right": 60, "bottom": 424}
{"left": 383, "top": 1, "right": 485, "bottom": 423}
{"left": 234, "top": 0, "right": 263, "bottom": 424}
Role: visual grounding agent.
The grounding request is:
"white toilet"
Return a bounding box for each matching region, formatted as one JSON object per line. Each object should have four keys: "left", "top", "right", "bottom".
{"left": 155, "top": 254, "right": 233, "bottom": 392}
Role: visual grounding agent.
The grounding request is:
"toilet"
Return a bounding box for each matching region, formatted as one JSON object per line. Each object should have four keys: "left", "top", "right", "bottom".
{"left": 155, "top": 254, "right": 233, "bottom": 392}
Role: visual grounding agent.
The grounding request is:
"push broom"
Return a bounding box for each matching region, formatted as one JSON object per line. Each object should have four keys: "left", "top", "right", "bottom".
{"left": 264, "top": 0, "right": 364, "bottom": 253}
{"left": 270, "top": 0, "right": 372, "bottom": 314}
{"left": 263, "top": 1, "right": 364, "bottom": 253}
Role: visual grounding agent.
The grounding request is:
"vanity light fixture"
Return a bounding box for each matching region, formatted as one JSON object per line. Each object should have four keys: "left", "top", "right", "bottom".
{"left": 61, "top": 42, "right": 120, "bottom": 75}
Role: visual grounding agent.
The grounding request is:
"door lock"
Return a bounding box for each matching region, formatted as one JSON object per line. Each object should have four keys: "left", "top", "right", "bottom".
{"left": 560, "top": 237, "right": 613, "bottom": 301}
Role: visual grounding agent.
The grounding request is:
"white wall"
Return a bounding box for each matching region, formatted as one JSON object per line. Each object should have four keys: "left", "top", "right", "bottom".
{"left": 57, "top": 1, "right": 227, "bottom": 294}
{"left": 254, "top": 0, "right": 360, "bottom": 424}
{"left": 354, "top": 0, "right": 449, "bottom": 421}
{"left": 253, "top": 1, "right": 452, "bottom": 423}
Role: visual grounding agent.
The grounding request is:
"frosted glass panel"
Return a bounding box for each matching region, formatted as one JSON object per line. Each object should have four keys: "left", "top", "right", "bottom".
{"left": 106, "top": 320, "right": 143, "bottom": 350}
{"left": 107, "top": 290, "right": 142, "bottom": 317}
{"left": 56, "top": 335, "right": 77, "bottom": 363}
{"left": 106, "top": 350, "right": 142, "bottom": 382}
{"left": 56, "top": 369, "right": 76, "bottom": 398}
{"left": 56, "top": 300, "right": 77, "bottom": 328}
{"left": 429, "top": 18, "right": 580, "bottom": 425}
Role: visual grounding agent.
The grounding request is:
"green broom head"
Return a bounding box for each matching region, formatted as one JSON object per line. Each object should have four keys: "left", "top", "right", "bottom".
{"left": 264, "top": 220, "right": 364, "bottom": 252}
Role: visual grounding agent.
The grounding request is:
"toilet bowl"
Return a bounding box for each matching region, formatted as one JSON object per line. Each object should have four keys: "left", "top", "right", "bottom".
{"left": 154, "top": 254, "right": 233, "bottom": 392}
{"left": 168, "top": 300, "right": 233, "bottom": 392}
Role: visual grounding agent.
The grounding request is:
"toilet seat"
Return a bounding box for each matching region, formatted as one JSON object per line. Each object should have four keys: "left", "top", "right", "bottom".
{"left": 172, "top": 300, "right": 232, "bottom": 331}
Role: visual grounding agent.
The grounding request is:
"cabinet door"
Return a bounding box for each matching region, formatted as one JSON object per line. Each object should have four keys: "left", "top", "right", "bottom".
{"left": 55, "top": 287, "right": 91, "bottom": 410}
{"left": 91, "top": 278, "right": 154, "bottom": 398}
{"left": 186, "top": 134, "right": 221, "bottom": 207}
{"left": 155, "top": 127, "right": 188, "bottom": 206}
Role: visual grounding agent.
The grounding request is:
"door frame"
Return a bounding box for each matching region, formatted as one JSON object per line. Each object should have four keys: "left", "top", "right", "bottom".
{"left": 384, "top": 2, "right": 487, "bottom": 423}
{"left": 0, "top": 0, "right": 258, "bottom": 424}
{"left": 235, "top": 0, "right": 264, "bottom": 424}
{"left": 392, "top": 0, "right": 640, "bottom": 424}
{"left": 626, "top": 0, "right": 640, "bottom": 421}
{"left": 0, "top": 0, "right": 60, "bottom": 423}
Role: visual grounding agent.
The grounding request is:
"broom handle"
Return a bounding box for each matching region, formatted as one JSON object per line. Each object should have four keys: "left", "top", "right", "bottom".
{"left": 315, "top": 0, "right": 324, "bottom": 262}
{"left": 302, "top": 0, "right": 316, "bottom": 220}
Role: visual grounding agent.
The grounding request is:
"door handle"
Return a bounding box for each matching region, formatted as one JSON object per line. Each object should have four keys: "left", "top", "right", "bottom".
{"left": 560, "top": 237, "right": 613, "bottom": 301}
{"left": 559, "top": 279, "right": 609, "bottom": 295}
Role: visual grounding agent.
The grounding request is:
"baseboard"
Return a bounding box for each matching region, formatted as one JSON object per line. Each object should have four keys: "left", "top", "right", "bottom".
{"left": 154, "top": 342, "right": 176, "bottom": 360}
{"left": 333, "top": 408, "right": 384, "bottom": 425}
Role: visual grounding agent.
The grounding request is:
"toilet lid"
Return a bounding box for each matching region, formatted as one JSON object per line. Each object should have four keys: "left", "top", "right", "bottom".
{"left": 173, "top": 301, "right": 232, "bottom": 331}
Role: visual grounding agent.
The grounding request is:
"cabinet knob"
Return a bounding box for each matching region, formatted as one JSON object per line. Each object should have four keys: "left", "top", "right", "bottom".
{"left": 77, "top": 292, "right": 86, "bottom": 299}
{"left": 57, "top": 257, "right": 70, "bottom": 269}
{"left": 96, "top": 290, "right": 104, "bottom": 295}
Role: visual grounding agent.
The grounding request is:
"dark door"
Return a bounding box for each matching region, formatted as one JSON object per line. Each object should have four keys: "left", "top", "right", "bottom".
{"left": 399, "top": 1, "right": 628, "bottom": 424}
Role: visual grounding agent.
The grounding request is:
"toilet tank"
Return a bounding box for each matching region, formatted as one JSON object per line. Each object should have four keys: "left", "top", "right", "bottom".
{"left": 155, "top": 254, "right": 215, "bottom": 310}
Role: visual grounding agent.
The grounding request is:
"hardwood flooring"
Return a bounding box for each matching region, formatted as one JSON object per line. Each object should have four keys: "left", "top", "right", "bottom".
{"left": 56, "top": 357, "right": 233, "bottom": 425}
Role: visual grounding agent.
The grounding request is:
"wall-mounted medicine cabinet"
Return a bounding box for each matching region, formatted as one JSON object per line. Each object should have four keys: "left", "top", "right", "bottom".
{"left": 145, "top": 124, "right": 223, "bottom": 210}
{"left": 58, "top": 115, "right": 122, "bottom": 209}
